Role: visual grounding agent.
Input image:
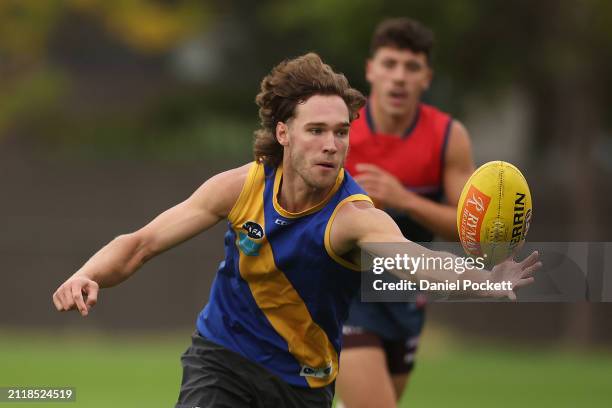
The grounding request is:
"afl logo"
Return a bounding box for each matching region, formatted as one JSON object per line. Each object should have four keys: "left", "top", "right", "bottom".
{"left": 242, "top": 221, "right": 264, "bottom": 240}
{"left": 238, "top": 221, "right": 264, "bottom": 256}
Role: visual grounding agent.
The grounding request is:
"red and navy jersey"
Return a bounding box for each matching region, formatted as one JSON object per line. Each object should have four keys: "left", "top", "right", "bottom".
{"left": 345, "top": 102, "right": 453, "bottom": 241}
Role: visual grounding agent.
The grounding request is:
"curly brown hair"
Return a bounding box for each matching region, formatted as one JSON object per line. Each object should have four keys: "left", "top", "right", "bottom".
{"left": 253, "top": 53, "right": 365, "bottom": 168}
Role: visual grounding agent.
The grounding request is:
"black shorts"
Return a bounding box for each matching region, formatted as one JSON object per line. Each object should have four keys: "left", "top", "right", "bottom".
{"left": 175, "top": 332, "right": 335, "bottom": 408}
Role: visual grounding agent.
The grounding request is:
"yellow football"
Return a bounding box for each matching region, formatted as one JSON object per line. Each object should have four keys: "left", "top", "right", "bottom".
{"left": 457, "top": 161, "right": 532, "bottom": 266}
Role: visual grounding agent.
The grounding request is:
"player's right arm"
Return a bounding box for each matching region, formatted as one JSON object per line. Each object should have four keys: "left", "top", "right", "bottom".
{"left": 52, "top": 163, "right": 251, "bottom": 317}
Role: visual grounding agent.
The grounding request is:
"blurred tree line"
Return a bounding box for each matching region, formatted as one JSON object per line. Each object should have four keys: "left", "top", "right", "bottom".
{"left": 2, "top": 0, "right": 611, "bottom": 161}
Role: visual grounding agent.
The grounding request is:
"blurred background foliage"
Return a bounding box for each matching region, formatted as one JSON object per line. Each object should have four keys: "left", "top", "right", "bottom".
{"left": 2, "top": 0, "right": 611, "bottom": 161}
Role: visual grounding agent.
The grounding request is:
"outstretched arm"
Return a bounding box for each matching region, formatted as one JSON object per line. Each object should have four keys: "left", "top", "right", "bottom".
{"left": 52, "top": 163, "right": 251, "bottom": 316}
{"left": 329, "top": 200, "right": 541, "bottom": 300}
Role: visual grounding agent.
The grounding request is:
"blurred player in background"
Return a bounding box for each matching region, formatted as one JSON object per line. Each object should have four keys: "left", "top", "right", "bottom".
{"left": 338, "top": 18, "right": 476, "bottom": 407}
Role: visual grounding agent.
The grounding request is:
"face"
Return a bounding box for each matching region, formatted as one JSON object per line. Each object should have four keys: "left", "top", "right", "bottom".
{"left": 366, "top": 46, "right": 432, "bottom": 117}
{"left": 276, "top": 94, "right": 350, "bottom": 190}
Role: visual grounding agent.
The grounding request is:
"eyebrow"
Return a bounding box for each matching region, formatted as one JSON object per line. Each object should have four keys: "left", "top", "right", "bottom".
{"left": 304, "top": 121, "right": 350, "bottom": 128}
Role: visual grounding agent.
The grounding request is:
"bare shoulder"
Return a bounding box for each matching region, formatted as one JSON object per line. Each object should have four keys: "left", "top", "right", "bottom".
{"left": 209, "top": 162, "right": 252, "bottom": 191}
{"left": 191, "top": 162, "right": 254, "bottom": 219}
{"left": 446, "top": 120, "right": 474, "bottom": 160}
{"left": 330, "top": 200, "right": 403, "bottom": 255}
{"left": 451, "top": 120, "right": 469, "bottom": 137}
{"left": 336, "top": 200, "right": 376, "bottom": 224}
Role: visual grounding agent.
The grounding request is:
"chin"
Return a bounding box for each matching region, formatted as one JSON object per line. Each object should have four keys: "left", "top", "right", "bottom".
{"left": 387, "top": 104, "right": 411, "bottom": 117}
{"left": 307, "top": 172, "right": 337, "bottom": 190}
{"left": 313, "top": 178, "right": 336, "bottom": 191}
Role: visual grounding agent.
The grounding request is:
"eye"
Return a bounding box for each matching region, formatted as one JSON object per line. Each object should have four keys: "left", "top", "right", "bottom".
{"left": 406, "top": 61, "right": 423, "bottom": 72}
{"left": 309, "top": 128, "right": 323, "bottom": 135}
{"left": 382, "top": 59, "right": 396, "bottom": 69}
{"left": 336, "top": 128, "right": 349, "bottom": 137}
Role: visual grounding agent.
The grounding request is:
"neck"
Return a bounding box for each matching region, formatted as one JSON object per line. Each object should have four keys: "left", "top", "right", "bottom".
{"left": 277, "top": 164, "right": 334, "bottom": 213}
{"left": 370, "top": 97, "right": 418, "bottom": 136}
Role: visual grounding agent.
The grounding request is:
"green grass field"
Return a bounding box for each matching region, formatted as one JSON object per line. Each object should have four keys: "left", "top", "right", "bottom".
{"left": 402, "top": 339, "right": 612, "bottom": 407}
{"left": 1, "top": 327, "right": 611, "bottom": 407}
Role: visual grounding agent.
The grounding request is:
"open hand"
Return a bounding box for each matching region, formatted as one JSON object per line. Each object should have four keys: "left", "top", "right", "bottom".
{"left": 489, "top": 251, "right": 542, "bottom": 300}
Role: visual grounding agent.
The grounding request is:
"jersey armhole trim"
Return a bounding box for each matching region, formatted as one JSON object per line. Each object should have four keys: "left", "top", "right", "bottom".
{"left": 324, "top": 194, "right": 373, "bottom": 272}
{"left": 227, "top": 162, "right": 259, "bottom": 224}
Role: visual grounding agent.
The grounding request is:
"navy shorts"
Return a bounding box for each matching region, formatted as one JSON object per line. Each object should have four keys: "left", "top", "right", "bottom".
{"left": 342, "top": 299, "right": 426, "bottom": 374}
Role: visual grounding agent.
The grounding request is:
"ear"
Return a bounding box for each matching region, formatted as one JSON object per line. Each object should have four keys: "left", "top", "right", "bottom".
{"left": 422, "top": 67, "right": 434, "bottom": 91}
{"left": 365, "top": 58, "right": 374, "bottom": 84}
{"left": 276, "top": 121, "right": 290, "bottom": 146}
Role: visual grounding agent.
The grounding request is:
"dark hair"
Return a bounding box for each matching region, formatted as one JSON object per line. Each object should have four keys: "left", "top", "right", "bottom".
{"left": 370, "top": 17, "right": 434, "bottom": 62}
{"left": 253, "top": 53, "right": 365, "bottom": 168}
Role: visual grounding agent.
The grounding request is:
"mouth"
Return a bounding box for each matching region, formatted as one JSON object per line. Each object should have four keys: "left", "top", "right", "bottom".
{"left": 315, "top": 162, "right": 336, "bottom": 170}
{"left": 388, "top": 89, "right": 408, "bottom": 106}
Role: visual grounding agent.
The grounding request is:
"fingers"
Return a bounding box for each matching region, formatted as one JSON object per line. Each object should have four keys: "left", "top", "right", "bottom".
{"left": 505, "top": 276, "right": 536, "bottom": 302}
{"left": 353, "top": 178, "right": 380, "bottom": 197}
{"left": 52, "top": 278, "right": 98, "bottom": 317}
{"left": 354, "top": 174, "right": 379, "bottom": 186}
{"left": 522, "top": 261, "right": 543, "bottom": 278}
{"left": 52, "top": 292, "right": 63, "bottom": 311}
{"left": 59, "top": 288, "right": 75, "bottom": 312}
{"left": 353, "top": 176, "right": 373, "bottom": 188}
{"left": 519, "top": 251, "right": 540, "bottom": 268}
{"left": 513, "top": 276, "right": 535, "bottom": 289}
{"left": 355, "top": 163, "right": 384, "bottom": 175}
{"left": 71, "top": 284, "right": 88, "bottom": 317}
{"left": 84, "top": 281, "right": 99, "bottom": 308}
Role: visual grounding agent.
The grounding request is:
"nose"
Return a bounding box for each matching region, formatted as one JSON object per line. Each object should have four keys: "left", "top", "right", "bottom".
{"left": 322, "top": 131, "right": 337, "bottom": 154}
{"left": 391, "top": 65, "right": 406, "bottom": 83}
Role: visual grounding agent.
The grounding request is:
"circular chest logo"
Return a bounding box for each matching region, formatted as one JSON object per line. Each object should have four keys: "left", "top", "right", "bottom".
{"left": 242, "top": 221, "right": 264, "bottom": 240}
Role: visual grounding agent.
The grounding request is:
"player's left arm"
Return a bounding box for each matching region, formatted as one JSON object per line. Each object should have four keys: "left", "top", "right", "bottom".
{"left": 401, "top": 120, "right": 475, "bottom": 240}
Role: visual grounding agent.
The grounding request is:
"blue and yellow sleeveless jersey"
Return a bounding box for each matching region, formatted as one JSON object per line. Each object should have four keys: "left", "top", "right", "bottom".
{"left": 196, "top": 161, "right": 372, "bottom": 388}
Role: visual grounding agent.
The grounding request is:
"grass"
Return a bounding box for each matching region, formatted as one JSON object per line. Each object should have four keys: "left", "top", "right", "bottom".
{"left": 0, "top": 329, "right": 187, "bottom": 408}
{"left": 390, "top": 325, "right": 612, "bottom": 407}
{"left": 403, "top": 338, "right": 612, "bottom": 407}
{"left": 1, "top": 327, "right": 611, "bottom": 407}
